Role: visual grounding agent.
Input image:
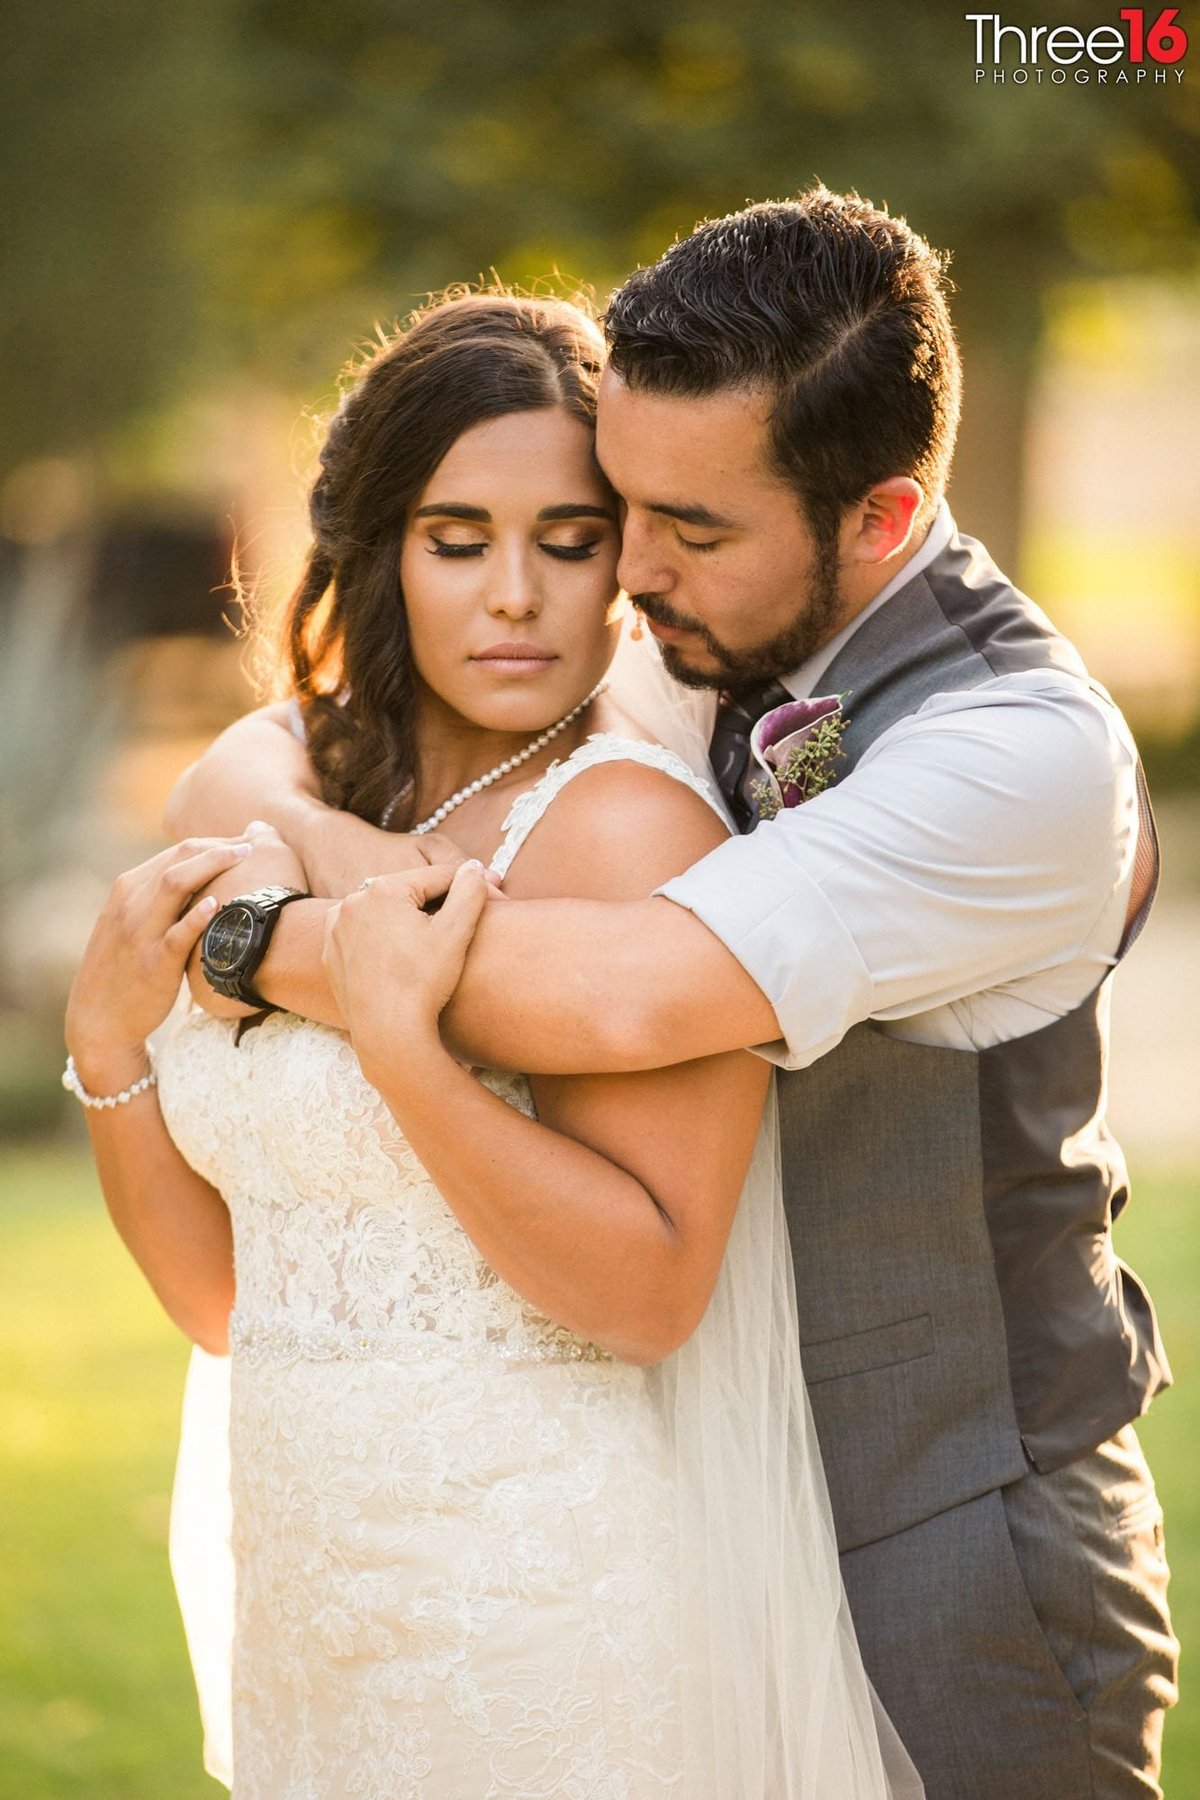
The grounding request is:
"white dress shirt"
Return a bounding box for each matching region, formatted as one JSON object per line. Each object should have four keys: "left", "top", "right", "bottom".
{"left": 659, "top": 507, "right": 1141, "bottom": 1069}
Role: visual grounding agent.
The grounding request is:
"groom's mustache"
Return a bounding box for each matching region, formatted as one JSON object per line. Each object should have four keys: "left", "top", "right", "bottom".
{"left": 632, "top": 595, "right": 705, "bottom": 637}
{"left": 632, "top": 593, "right": 739, "bottom": 669}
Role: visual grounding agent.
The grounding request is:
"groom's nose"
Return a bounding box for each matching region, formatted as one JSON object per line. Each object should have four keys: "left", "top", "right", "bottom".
{"left": 617, "top": 516, "right": 673, "bottom": 600}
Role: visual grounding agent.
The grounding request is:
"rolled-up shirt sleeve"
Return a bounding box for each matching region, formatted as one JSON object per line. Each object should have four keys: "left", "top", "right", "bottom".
{"left": 657, "top": 675, "right": 1139, "bottom": 1069}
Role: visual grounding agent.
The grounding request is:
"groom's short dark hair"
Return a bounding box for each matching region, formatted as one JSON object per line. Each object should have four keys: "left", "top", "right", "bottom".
{"left": 604, "top": 186, "right": 960, "bottom": 541}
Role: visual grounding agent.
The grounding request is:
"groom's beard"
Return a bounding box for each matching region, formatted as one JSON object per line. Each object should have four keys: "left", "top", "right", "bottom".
{"left": 633, "top": 533, "right": 843, "bottom": 692}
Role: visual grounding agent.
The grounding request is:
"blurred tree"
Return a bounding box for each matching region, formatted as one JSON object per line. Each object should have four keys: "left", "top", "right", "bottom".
{"left": 203, "top": 0, "right": 1200, "bottom": 569}
{"left": 4, "top": 0, "right": 1199, "bottom": 572}
{"left": 0, "top": 1, "right": 237, "bottom": 479}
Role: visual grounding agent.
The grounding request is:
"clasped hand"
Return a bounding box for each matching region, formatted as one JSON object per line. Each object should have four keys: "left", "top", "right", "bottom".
{"left": 321, "top": 861, "right": 498, "bottom": 1063}
{"left": 65, "top": 836, "right": 258, "bottom": 1087}
{"left": 299, "top": 800, "right": 471, "bottom": 898}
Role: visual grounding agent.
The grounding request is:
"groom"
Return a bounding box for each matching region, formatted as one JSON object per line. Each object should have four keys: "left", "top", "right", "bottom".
{"left": 176, "top": 188, "right": 1178, "bottom": 1796}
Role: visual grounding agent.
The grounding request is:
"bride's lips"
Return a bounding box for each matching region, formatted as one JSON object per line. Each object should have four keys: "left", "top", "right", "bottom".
{"left": 471, "top": 643, "right": 560, "bottom": 676}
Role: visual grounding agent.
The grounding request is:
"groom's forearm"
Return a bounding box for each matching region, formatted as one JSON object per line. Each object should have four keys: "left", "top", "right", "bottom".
{"left": 165, "top": 706, "right": 312, "bottom": 841}
{"left": 440, "top": 895, "right": 778, "bottom": 1074}
{"left": 247, "top": 892, "right": 778, "bottom": 1071}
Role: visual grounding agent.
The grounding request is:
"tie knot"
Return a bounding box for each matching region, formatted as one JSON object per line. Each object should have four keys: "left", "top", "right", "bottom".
{"left": 709, "top": 678, "right": 793, "bottom": 829}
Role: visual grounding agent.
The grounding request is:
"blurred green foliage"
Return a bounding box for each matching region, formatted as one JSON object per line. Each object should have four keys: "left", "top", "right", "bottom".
{"left": 4, "top": 2, "right": 1198, "bottom": 480}
{"left": 0, "top": 4, "right": 231, "bottom": 472}
{"left": 1141, "top": 720, "right": 1200, "bottom": 793}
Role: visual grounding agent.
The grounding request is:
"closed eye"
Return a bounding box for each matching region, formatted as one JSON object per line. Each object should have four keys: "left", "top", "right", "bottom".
{"left": 541, "top": 540, "right": 601, "bottom": 561}
{"left": 428, "top": 538, "right": 602, "bottom": 561}
{"left": 428, "top": 539, "right": 486, "bottom": 558}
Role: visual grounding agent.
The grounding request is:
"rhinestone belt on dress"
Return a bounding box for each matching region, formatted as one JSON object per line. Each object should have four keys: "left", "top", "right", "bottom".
{"left": 228, "top": 1311, "right": 611, "bottom": 1369}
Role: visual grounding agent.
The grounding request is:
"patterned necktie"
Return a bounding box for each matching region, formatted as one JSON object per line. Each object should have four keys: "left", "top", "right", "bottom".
{"left": 709, "top": 678, "right": 792, "bottom": 831}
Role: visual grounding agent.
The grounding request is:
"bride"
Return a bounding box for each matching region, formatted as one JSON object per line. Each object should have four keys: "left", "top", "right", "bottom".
{"left": 64, "top": 290, "right": 920, "bottom": 1798}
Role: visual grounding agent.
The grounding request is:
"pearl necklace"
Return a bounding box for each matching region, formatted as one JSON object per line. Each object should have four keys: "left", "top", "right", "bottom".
{"left": 382, "top": 678, "right": 608, "bottom": 834}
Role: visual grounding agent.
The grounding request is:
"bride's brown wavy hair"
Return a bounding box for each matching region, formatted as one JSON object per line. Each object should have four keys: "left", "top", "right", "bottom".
{"left": 280, "top": 289, "right": 606, "bottom": 829}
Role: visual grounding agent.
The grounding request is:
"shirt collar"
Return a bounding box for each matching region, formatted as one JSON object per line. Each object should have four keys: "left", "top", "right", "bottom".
{"left": 781, "top": 500, "right": 956, "bottom": 700}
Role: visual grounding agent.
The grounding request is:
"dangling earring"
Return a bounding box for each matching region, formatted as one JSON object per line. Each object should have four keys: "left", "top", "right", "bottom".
{"left": 630, "top": 605, "right": 645, "bottom": 641}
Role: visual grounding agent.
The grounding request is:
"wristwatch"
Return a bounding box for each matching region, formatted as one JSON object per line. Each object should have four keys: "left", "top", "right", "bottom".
{"left": 200, "top": 885, "right": 309, "bottom": 1010}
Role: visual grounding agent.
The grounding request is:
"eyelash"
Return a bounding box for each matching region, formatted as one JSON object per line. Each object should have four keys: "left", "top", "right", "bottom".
{"left": 428, "top": 539, "right": 601, "bottom": 562}
{"left": 676, "top": 533, "right": 720, "bottom": 555}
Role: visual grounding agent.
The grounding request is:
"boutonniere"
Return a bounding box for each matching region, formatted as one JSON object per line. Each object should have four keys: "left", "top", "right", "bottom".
{"left": 748, "top": 694, "right": 848, "bottom": 821}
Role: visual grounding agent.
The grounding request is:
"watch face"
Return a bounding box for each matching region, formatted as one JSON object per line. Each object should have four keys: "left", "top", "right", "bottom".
{"left": 204, "top": 905, "right": 256, "bottom": 974}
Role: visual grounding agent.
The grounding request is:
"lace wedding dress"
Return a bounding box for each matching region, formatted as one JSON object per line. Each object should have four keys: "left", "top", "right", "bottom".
{"left": 157, "top": 738, "right": 711, "bottom": 1798}
{"left": 158, "top": 731, "right": 919, "bottom": 1800}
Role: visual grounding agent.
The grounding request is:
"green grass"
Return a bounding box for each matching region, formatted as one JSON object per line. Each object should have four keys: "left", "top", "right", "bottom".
{"left": 0, "top": 1143, "right": 217, "bottom": 1799}
{"left": 1118, "top": 1168, "right": 1200, "bottom": 1792}
{"left": 0, "top": 1143, "right": 1195, "bottom": 1795}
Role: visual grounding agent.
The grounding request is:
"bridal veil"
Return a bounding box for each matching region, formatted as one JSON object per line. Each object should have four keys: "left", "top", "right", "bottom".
{"left": 614, "top": 622, "right": 923, "bottom": 1796}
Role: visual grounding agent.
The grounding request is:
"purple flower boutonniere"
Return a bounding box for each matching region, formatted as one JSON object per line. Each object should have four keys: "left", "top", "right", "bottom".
{"left": 748, "top": 694, "right": 849, "bottom": 821}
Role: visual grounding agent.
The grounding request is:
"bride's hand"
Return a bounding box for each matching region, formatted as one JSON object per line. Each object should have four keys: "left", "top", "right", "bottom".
{"left": 65, "top": 837, "right": 255, "bottom": 1090}
{"left": 322, "top": 861, "right": 492, "bottom": 1056}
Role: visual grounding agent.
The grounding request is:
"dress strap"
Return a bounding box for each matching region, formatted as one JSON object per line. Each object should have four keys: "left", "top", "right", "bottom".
{"left": 489, "top": 732, "right": 726, "bottom": 880}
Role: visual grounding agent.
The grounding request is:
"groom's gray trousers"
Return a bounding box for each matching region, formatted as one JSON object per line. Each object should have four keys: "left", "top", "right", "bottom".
{"left": 779, "top": 995, "right": 1178, "bottom": 1798}
{"left": 839, "top": 1425, "right": 1178, "bottom": 1799}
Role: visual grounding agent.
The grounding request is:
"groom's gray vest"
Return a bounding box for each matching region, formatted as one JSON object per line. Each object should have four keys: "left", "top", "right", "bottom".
{"left": 778, "top": 526, "right": 1170, "bottom": 1553}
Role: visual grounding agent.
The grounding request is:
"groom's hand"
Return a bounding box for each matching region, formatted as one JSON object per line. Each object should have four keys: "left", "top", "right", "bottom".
{"left": 298, "top": 809, "right": 471, "bottom": 899}
{"left": 165, "top": 702, "right": 470, "bottom": 897}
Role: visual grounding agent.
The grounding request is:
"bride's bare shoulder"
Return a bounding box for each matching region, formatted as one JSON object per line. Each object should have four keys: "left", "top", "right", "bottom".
{"left": 499, "top": 741, "right": 728, "bottom": 904}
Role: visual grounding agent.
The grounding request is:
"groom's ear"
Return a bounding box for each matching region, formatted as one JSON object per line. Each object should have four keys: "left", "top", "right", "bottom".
{"left": 846, "top": 478, "right": 924, "bottom": 568}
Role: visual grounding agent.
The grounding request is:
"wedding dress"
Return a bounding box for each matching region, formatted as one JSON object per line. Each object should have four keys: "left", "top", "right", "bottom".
{"left": 157, "top": 729, "right": 920, "bottom": 1799}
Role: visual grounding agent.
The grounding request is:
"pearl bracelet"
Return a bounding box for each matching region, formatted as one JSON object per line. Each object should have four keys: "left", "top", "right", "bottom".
{"left": 62, "top": 1052, "right": 157, "bottom": 1110}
